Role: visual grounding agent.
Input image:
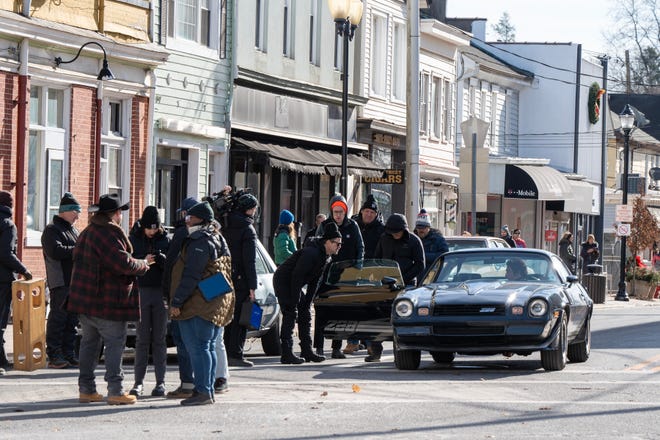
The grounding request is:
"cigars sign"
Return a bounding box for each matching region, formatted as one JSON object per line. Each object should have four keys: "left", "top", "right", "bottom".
{"left": 363, "top": 169, "right": 404, "bottom": 184}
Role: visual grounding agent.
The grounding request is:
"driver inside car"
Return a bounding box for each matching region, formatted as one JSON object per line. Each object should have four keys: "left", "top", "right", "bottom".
{"left": 505, "top": 258, "right": 528, "bottom": 281}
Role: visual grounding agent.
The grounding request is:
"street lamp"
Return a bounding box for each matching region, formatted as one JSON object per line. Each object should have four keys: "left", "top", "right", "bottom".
{"left": 54, "top": 41, "right": 115, "bottom": 80}
{"left": 615, "top": 104, "right": 636, "bottom": 302}
{"left": 328, "top": 0, "right": 363, "bottom": 196}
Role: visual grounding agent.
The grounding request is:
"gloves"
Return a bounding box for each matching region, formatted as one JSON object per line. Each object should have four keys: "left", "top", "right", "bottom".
{"left": 23, "top": 271, "right": 33, "bottom": 281}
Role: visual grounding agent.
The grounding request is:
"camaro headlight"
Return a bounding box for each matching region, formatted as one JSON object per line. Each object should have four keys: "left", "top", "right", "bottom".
{"left": 394, "top": 299, "right": 414, "bottom": 318}
{"left": 528, "top": 298, "right": 548, "bottom": 317}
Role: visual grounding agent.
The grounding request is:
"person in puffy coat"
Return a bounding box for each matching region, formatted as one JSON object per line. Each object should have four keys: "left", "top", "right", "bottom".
{"left": 170, "top": 201, "right": 234, "bottom": 406}
{"left": 273, "top": 209, "right": 297, "bottom": 265}
{"left": 413, "top": 209, "right": 448, "bottom": 270}
{"left": 128, "top": 206, "right": 170, "bottom": 398}
{"left": 314, "top": 193, "right": 364, "bottom": 359}
{"left": 68, "top": 194, "right": 151, "bottom": 405}
{"left": 274, "top": 222, "right": 342, "bottom": 364}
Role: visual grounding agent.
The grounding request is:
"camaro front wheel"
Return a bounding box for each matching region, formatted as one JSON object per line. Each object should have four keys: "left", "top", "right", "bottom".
{"left": 540, "top": 315, "right": 568, "bottom": 371}
{"left": 393, "top": 340, "right": 421, "bottom": 370}
{"left": 568, "top": 318, "right": 591, "bottom": 363}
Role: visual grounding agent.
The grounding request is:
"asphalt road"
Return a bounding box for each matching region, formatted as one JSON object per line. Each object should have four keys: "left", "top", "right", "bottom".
{"left": 1, "top": 294, "right": 660, "bottom": 439}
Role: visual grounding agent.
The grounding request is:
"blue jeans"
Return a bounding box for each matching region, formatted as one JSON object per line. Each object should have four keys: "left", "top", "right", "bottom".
{"left": 170, "top": 319, "right": 193, "bottom": 385}
{"left": 214, "top": 327, "right": 228, "bottom": 380}
{"left": 46, "top": 287, "right": 79, "bottom": 359}
{"left": 178, "top": 316, "right": 220, "bottom": 396}
{"left": 134, "top": 286, "right": 168, "bottom": 384}
{"left": 78, "top": 314, "right": 127, "bottom": 396}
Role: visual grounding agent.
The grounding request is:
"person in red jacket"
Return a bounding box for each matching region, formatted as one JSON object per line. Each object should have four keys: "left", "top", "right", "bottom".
{"left": 68, "top": 194, "right": 152, "bottom": 405}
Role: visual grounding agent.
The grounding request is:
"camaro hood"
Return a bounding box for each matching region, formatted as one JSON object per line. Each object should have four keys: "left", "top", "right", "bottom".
{"left": 405, "top": 281, "right": 561, "bottom": 305}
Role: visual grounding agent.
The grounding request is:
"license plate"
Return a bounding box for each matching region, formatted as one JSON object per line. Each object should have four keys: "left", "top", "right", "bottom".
{"left": 325, "top": 320, "right": 359, "bottom": 333}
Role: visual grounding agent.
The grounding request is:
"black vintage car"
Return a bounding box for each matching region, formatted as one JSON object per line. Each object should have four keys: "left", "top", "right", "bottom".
{"left": 314, "top": 259, "right": 405, "bottom": 343}
{"left": 392, "top": 248, "right": 593, "bottom": 371}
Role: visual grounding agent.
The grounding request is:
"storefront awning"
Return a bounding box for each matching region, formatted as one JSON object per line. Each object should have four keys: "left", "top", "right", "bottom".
{"left": 233, "top": 137, "right": 382, "bottom": 178}
{"left": 504, "top": 164, "right": 572, "bottom": 200}
{"left": 564, "top": 180, "right": 597, "bottom": 214}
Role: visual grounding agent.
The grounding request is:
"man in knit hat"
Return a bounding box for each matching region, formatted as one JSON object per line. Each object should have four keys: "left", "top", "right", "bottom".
{"left": 42, "top": 192, "right": 82, "bottom": 369}
{"left": 314, "top": 193, "right": 364, "bottom": 359}
{"left": 414, "top": 209, "right": 448, "bottom": 270}
{"left": 500, "top": 225, "right": 516, "bottom": 248}
{"left": 0, "top": 190, "right": 32, "bottom": 375}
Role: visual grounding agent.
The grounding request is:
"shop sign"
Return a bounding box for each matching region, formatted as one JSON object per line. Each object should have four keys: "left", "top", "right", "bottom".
{"left": 363, "top": 169, "right": 404, "bottom": 184}
{"left": 544, "top": 230, "right": 558, "bottom": 242}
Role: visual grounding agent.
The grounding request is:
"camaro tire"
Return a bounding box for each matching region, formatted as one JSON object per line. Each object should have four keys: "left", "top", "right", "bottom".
{"left": 540, "top": 315, "right": 568, "bottom": 371}
{"left": 260, "top": 316, "right": 282, "bottom": 356}
{"left": 568, "top": 318, "right": 591, "bottom": 363}
{"left": 394, "top": 340, "right": 421, "bottom": 370}
{"left": 430, "top": 351, "right": 455, "bottom": 364}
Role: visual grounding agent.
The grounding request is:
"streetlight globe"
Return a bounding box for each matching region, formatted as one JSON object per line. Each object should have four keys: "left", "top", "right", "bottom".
{"left": 328, "top": 0, "right": 350, "bottom": 20}
{"left": 349, "top": 0, "right": 364, "bottom": 26}
{"left": 620, "top": 104, "right": 635, "bottom": 130}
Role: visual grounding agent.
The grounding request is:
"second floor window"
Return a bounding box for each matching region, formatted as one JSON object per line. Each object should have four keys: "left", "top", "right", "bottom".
{"left": 256, "top": 0, "right": 268, "bottom": 52}
{"left": 392, "top": 22, "right": 405, "bottom": 101}
{"left": 167, "top": 0, "right": 227, "bottom": 58}
{"left": 370, "top": 14, "right": 387, "bottom": 96}
{"left": 308, "top": 0, "right": 320, "bottom": 65}
{"left": 283, "top": 0, "right": 294, "bottom": 58}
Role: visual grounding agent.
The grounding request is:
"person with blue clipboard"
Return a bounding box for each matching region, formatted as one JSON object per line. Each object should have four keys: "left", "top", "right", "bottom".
{"left": 169, "top": 201, "right": 234, "bottom": 406}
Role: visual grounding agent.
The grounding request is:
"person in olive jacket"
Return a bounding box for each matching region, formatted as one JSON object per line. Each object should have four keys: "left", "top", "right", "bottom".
{"left": 42, "top": 192, "right": 81, "bottom": 369}
{"left": 274, "top": 222, "right": 341, "bottom": 364}
{"left": 68, "top": 194, "right": 151, "bottom": 405}
{"left": 223, "top": 193, "right": 259, "bottom": 367}
{"left": 170, "top": 201, "right": 234, "bottom": 406}
{"left": 128, "top": 206, "right": 170, "bottom": 398}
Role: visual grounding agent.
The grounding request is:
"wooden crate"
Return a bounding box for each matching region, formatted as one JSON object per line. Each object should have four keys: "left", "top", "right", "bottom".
{"left": 12, "top": 279, "right": 47, "bottom": 371}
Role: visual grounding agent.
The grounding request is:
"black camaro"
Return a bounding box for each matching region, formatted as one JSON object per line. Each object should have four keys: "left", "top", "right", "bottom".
{"left": 392, "top": 248, "right": 593, "bottom": 371}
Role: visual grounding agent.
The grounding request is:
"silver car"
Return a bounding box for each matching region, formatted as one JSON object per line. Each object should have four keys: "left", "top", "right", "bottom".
{"left": 445, "top": 236, "right": 510, "bottom": 251}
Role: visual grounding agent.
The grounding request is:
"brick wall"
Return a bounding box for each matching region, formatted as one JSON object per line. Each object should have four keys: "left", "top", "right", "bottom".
{"left": 130, "top": 95, "right": 149, "bottom": 220}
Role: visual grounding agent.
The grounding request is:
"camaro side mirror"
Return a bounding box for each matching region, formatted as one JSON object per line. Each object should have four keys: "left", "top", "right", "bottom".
{"left": 382, "top": 276, "right": 401, "bottom": 291}
{"left": 566, "top": 275, "right": 579, "bottom": 283}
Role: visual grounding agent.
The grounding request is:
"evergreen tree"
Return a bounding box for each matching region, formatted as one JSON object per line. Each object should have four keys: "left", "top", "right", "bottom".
{"left": 492, "top": 12, "right": 516, "bottom": 42}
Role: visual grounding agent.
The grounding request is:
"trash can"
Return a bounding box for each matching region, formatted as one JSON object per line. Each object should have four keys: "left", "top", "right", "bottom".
{"left": 582, "top": 273, "right": 606, "bottom": 304}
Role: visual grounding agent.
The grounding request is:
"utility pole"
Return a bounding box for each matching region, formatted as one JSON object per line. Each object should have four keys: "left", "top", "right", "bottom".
{"left": 406, "top": 0, "right": 420, "bottom": 226}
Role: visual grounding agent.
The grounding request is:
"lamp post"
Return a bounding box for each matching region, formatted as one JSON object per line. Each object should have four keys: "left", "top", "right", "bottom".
{"left": 328, "top": 0, "right": 363, "bottom": 196}
{"left": 616, "top": 104, "right": 636, "bottom": 302}
{"left": 54, "top": 41, "right": 115, "bottom": 80}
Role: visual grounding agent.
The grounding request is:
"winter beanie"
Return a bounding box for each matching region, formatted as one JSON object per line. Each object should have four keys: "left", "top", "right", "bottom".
{"left": 329, "top": 194, "right": 348, "bottom": 214}
{"left": 140, "top": 206, "right": 161, "bottom": 229}
{"left": 279, "top": 209, "right": 294, "bottom": 225}
{"left": 187, "top": 201, "right": 214, "bottom": 222}
{"left": 360, "top": 194, "right": 378, "bottom": 213}
{"left": 415, "top": 209, "right": 431, "bottom": 228}
{"left": 321, "top": 222, "right": 342, "bottom": 241}
{"left": 59, "top": 192, "right": 82, "bottom": 213}
{"left": 0, "top": 191, "right": 13, "bottom": 209}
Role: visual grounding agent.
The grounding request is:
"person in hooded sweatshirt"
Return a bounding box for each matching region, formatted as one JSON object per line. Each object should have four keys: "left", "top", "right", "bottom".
{"left": 314, "top": 193, "right": 364, "bottom": 359}
{"left": 369, "top": 213, "right": 425, "bottom": 362}
{"left": 413, "top": 209, "right": 448, "bottom": 270}
{"left": 223, "top": 193, "right": 259, "bottom": 367}
{"left": 128, "top": 206, "right": 170, "bottom": 398}
{"left": 274, "top": 222, "right": 342, "bottom": 364}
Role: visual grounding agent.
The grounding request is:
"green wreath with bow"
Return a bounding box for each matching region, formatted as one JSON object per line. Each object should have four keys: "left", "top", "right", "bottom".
{"left": 588, "top": 82, "right": 606, "bottom": 124}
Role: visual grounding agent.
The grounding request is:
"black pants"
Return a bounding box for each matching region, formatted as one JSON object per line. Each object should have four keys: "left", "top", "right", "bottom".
{"left": 313, "top": 307, "right": 342, "bottom": 352}
{"left": 224, "top": 288, "right": 250, "bottom": 359}
{"left": 280, "top": 289, "right": 314, "bottom": 351}
{"left": 46, "top": 287, "right": 79, "bottom": 359}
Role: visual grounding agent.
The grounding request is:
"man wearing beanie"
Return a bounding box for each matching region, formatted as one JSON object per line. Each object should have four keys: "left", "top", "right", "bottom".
{"left": 500, "top": 225, "right": 516, "bottom": 248}
{"left": 68, "top": 193, "right": 151, "bottom": 405}
{"left": 42, "top": 192, "right": 81, "bottom": 369}
{"left": 413, "top": 209, "right": 448, "bottom": 270}
{"left": 314, "top": 193, "right": 364, "bottom": 359}
{"left": 273, "top": 209, "right": 297, "bottom": 265}
{"left": 224, "top": 191, "right": 259, "bottom": 367}
{"left": 274, "top": 222, "right": 341, "bottom": 364}
{"left": 0, "top": 190, "right": 32, "bottom": 375}
{"left": 163, "top": 196, "right": 198, "bottom": 398}
{"left": 370, "top": 213, "right": 425, "bottom": 362}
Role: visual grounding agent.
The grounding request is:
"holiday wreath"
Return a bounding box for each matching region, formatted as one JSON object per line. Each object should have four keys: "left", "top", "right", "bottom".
{"left": 588, "top": 82, "right": 606, "bottom": 124}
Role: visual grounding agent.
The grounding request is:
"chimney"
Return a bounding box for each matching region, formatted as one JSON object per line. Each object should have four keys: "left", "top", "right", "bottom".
{"left": 427, "top": 0, "right": 447, "bottom": 22}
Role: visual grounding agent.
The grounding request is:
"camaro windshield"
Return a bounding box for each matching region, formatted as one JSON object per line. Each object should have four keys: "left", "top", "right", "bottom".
{"left": 426, "top": 252, "right": 560, "bottom": 284}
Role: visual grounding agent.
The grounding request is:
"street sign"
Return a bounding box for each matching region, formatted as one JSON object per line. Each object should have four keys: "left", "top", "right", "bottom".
{"left": 615, "top": 205, "right": 633, "bottom": 223}
{"left": 617, "top": 223, "right": 631, "bottom": 236}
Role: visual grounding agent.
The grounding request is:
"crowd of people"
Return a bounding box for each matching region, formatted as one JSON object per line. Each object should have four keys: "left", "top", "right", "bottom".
{"left": 0, "top": 185, "right": 608, "bottom": 405}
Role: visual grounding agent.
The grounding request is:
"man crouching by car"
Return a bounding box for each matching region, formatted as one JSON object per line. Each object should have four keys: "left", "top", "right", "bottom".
{"left": 274, "top": 222, "right": 342, "bottom": 364}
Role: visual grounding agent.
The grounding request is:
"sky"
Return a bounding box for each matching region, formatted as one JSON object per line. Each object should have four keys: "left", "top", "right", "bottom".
{"left": 446, "top": 0, "right": 616, "bottom": 55}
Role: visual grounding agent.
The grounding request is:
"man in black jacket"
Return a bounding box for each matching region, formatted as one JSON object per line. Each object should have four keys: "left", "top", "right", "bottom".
{"left": 0, "top": 190, "right": 32, "bottom": 375}
{"left": 223, "top": 193, "right": 259, "bottom": 367}
{"left": 42, "top": 192, "right": 81, "bottom": 369}
{"left": 274, "top": 223, "right": 342, "bottom": 364}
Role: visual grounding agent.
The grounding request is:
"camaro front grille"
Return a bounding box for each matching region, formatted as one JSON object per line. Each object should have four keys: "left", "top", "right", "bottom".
{"left": 432, "top": 304, "right": 506, "bottom": 316}
{"left": 432, "top": 323, "right": 505, "bottom": 336}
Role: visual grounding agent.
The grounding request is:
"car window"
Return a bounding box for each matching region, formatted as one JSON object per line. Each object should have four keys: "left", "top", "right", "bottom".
{"left": 433, "top": 252, "right": 557, "bottom": 284}
{"left": 324, "top": 259, "right": 404, "bottom": 287}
